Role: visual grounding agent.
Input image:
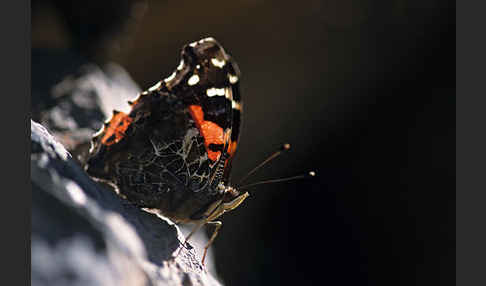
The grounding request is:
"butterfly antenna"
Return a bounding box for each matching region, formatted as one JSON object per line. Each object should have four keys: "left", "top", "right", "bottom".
{"left": 236, "top": 143, "right": 291, "bottom": 186}
{"left": 238, "top": 171, "right": 316, "bottom": 190}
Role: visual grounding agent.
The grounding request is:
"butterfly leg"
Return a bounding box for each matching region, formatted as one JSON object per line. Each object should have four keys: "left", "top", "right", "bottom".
{"left": 201, "top": 220, "right": 222, "bottom": 266}
{"left": 176, "top": 219, "right": 206, "bottom": 258}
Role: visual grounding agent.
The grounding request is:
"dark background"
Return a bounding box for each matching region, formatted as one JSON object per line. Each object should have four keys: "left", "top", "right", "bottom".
{"left": 32, "top": 0, "right": 455, "bottom": 285}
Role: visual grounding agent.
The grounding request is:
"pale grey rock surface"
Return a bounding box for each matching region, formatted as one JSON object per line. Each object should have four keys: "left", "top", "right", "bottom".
{"left": 31, "top": 60, "right": 222, "bottom": 286}
{"left": 31, "top": 119, "right": 222, "bottom": 286}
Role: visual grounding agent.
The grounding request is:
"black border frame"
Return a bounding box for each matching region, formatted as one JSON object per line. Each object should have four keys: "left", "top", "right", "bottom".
{"left": 456, "top": 1, "right": 486, "bottom": 285}
{"left": 3, "top": 1, "right": 31, "bottom": 285}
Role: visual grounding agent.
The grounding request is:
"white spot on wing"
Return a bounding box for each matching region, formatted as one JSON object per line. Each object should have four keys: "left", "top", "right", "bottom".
{"left": 188, "top": 74, "right": 200, "bottom": 86}
{"left": 148, "top": 81, "right": 161, "bottom": 92}
{"left": 177, "top": 59, "right": 185, "bottom": 71}
{"left": 211, "top": 58, "right": 226, "bottom": 68}
{"left": 225, "top": 87, "right": 232, "bottom": 99}
{"left": 228, "top": 74, "right": 239, "bottom": 84}
{"left": 232, "top": 100, "right": 242, "bottom": 110}
{"left": 164, "top": 72, "right": 176, "bottom": 82}
{"left": 206, "top": 87, "right": 226, "bottom": 97}
{"left": 200, "top": 37, "right": 215, "bottom": 43}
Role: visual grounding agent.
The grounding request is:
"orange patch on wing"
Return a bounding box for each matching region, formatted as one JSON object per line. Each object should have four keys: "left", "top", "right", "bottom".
{"left": 228, "top": 140, "right": 238, "bottom": 157}
{"left": 224, "top": 140, "right": 238, "bottom": 168}
{"left": 188, "top": 105, "right": 224, "bottom": 161}
{"left": 101, "top": 112, "right": 133, "bottom": 146}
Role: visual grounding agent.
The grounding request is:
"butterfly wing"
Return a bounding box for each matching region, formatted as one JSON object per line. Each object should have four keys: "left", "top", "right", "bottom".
{"left": 86, "top": 38, "right": 242, "bottom": 222}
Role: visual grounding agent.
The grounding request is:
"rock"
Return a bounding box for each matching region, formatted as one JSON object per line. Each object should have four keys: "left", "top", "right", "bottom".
{"left": 31, "top": 120, "right": 223, "bottom": 286}
{"left": 31, "top": 61, "right": 142, "bottom": 165}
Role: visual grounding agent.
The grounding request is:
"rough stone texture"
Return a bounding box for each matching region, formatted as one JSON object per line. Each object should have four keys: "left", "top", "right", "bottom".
{"left": 31, "top": 60, "right": 142, "bottom": 165}
{"left": 31, "top": 120, "right": 223, "bottom": 286}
